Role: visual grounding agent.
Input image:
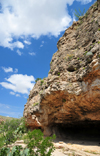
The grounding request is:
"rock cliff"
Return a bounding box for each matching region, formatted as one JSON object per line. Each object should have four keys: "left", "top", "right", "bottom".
{"left": 24, "top": 0, "right": 100, "bottom": 136}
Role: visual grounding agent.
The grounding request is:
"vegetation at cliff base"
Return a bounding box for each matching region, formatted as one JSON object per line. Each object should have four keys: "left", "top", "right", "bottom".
{"left": 0, "top": 117, "right": 56, "bottom": 156}
{"left": 24, "top": 129, "right": 56, "bottom": 156}
{"left": 0, "top": 118, "right": 27, "bottom": 147}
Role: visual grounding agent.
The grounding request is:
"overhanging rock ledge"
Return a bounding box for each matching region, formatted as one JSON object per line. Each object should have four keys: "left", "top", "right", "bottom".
{"left": 24, "top": 1, "right": 100, "bottom": 136}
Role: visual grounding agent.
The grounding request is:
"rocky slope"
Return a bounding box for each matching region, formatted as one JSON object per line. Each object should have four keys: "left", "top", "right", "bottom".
{"left": 24, "top": 0, "right": 100, "bottom": 136}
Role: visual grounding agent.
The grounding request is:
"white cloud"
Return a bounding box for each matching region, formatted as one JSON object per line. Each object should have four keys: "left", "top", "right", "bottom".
{"left": 1, "top": 67, "right": 18, "bottom": 73}
{"left": 77, "top": 0, "right": 92, "bottom": 4}
{"left": 0, "top": 0, "right": 92, "bottom": 49}
{"left": 40, "top": 45, "right": 43, "bottom": 47}
{"left": 40, "top": 41, "right": 45, "bottom": 47}
{"left": 24, "top": 40, "right": 31, "bottom": 45}
{"left": 29, "top": 52, "right": 36, "bottom": 56}
{"left": 16, "top": 50, "right": 22, "bottom": 56}
{"left": 16, "top": 94, "right": 20, "bottom": 97}
{"left": 10, "top": 41, "right": 24, "bottom": 50}
{"left": 14, "top": 68, "right": 18, "bottom": 73}
{"left": 2, "top": 67, "right": 13, "bottom": 73}
{"left": 42, "top": 41, "right": 44, "bottom": 44}
{"left": 0, "top": 74, "right": 35, "bottom": 94}
{"left": 10, "top": 91, "right": 15, "bottom": 95}
{"left": 10, "top": 91, "right": 20, "bottom": 97}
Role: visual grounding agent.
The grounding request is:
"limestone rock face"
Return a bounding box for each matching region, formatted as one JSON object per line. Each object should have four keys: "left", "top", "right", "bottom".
{"left": 24, "top": 1, "right": 100, "bottom": 136}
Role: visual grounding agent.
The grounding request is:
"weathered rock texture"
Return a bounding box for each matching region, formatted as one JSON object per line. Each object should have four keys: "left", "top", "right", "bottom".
{"left": 24, "top": 1, "right": 100, "bottom": 136}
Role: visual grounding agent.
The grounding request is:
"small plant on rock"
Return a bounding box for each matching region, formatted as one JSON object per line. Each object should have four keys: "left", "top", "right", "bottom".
{"left": 33, "top": 102, "right": 39, "bottom": 106}
{"left": 40, "top": 80, "right": 44, "bottom": 86}
{"left": 58, "top": 72, "right": 60, "bottom": 76}
{"left": 84, "top": 51, "right": 88, "bottom": 55}
{"left": 62, "top": 99, "right": 66, "bottom": 103}
{"left": 35, "top": 78, "right": 42, "bottom": 83}
{"left": 74, "top": 8, "right": 85, "bottom": 20}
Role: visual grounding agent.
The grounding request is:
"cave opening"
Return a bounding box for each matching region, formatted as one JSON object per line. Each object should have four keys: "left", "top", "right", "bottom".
{"left": 52, "top": 121, "right": 100, "bottom": 145}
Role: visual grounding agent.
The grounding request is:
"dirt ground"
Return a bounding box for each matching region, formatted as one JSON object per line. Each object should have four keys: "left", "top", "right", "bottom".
{"left": 52, "top": 138, "right": 100, "bottom": 156}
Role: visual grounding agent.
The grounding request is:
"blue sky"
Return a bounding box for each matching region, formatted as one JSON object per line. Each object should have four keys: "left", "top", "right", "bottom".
{"left": 0, "top": 0, "right": 96, "bottom": 118}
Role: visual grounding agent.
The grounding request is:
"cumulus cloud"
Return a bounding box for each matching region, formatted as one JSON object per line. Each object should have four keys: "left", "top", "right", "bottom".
{"left": 2, "top": 67, "right": 13, "bottom": 73}
{"left": 0, "top": 0, "right": 92, "bottom": 49}
{"left": 29, "top": 52, "right": 36, "bottom": 56}
{"left": 0, "top": 74, "right": 35, "bottom": 94}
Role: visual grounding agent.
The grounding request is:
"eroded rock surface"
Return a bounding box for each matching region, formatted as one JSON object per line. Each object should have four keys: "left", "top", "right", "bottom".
{"left": 23, "top": 1, "right": 100, "bottom": 136}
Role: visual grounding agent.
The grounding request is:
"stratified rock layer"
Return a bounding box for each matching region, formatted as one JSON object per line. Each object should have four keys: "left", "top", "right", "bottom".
{"left": 24, "top": 1, "right": 100, "bottom": 136}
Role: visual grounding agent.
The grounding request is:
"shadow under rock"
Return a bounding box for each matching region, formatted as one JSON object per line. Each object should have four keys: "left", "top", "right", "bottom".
{"left": 52, "top": 121, "right": 100, "bottom": 146}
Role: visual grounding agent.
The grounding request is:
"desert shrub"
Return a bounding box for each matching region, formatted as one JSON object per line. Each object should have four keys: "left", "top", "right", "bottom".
{"left": 0, "top": 129, "right": 56, "bottom": 156}
{"left": 0, "top": 147, "right": 10, "bottom": 156}
{"left": 0, "top": 146, "right": 30, "bottom": 156}
{"left": 0, "top": 135, "right": 5, "bottom": 148}
{"left": 0, "top": 118, "right": 27, "bottom": 146}
{"left": 24, "top": 129, "right": 56, "bottom": 156}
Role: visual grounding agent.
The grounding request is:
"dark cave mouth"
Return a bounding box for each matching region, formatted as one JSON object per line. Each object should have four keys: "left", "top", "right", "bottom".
{"left": 52, "top": 121, "right": 100, "bottom": 142}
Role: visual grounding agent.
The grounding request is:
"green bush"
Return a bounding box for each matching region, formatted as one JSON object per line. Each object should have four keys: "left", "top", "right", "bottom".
{"left": 0, "top": 146, "right": 30, "bottom": 156}
{"left": 0, "top": 147, "right": 10, "bottom": 156}
{"left": 0, "top": 135, "right": 5, "bottom": 148}
{"left": 0, "top": 129, "right": 56, "bottom": 156}
{"left": 0, "top": 118, "right": 27, "bottom": 146}
{"left": 24, "top": 129, "right": 56, "bottom": 156}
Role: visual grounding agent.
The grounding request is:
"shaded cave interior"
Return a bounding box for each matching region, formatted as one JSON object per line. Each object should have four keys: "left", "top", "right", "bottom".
{"left": 51, "top": 120, "right": 100, "bottom": 145}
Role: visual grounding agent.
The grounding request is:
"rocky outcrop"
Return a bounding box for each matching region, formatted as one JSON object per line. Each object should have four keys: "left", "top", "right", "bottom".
{"left": 23, "top": 1, "right": 100, "bottom": 136}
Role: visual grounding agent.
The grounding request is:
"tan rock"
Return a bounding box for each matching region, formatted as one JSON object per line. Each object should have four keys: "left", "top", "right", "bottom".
{"left": 23, "top": 1, "right": 100, "bottom": 136}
